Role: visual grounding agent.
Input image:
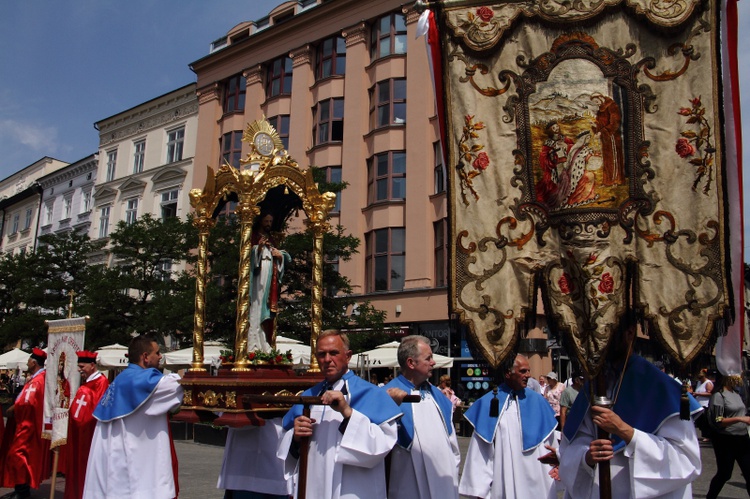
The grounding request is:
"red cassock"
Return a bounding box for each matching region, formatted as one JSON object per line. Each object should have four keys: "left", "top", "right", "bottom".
{"left": 62, "top": 373, "right": 109, "bottom": 499}
{"left": 0, "top": 370, "right": 52, "bottom": 489}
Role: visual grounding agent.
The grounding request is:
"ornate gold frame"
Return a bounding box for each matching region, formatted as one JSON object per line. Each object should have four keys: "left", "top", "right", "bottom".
{"left": 188, "top": 118, "right": 336, "bottom": 373}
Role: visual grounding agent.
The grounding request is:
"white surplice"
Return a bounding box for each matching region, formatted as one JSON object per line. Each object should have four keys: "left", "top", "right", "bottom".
{"left": 558, "top": 412, "right": 701, "bottom": 499}
{"left": 388, "top": 389, "right": 460, "bottom": 499}
{"left": 82, "top": 374, "right": 182, "bottom": 499}
{"left": 278, "top": 379, "right": 398, "bottom": 499}
{"left": 459, "top": 396, "right": 556, "bottom": 499}
{"left": 217, "top": 418, "right": 292, "bottom": 496}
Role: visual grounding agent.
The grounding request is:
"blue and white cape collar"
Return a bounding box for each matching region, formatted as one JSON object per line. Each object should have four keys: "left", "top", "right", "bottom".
{"left": 385, "top": 374, "right": 454, "bottom": 449}
{"left": 94, "top": 363, "right": 164, "bottom": 422}
{"left": 282, "top": 370, "right": 402, "bottom": 430}
{"left": 464, "top": 384, "right": 557, "bottom": 452}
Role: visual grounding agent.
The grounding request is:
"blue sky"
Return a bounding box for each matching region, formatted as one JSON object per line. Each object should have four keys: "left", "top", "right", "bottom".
{"left": 1, "top": 0, "right": 749, "bottom": 246}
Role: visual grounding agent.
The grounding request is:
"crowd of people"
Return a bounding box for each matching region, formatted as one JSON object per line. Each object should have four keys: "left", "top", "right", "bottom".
{"left": 1, "top": 329, "right": 749, "bottom": 499}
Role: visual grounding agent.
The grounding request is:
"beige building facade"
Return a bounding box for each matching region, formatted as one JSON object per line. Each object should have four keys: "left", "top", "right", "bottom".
{"left": 90, "top": 83, "right": 198, "bottom": 267}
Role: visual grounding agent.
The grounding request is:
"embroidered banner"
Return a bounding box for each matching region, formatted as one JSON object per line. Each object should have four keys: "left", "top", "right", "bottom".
{"left": 43, "top": 317, "right": 86, "bottom": 448}
{"left": 437, "top": 0, "right": 742, "bottom": 375}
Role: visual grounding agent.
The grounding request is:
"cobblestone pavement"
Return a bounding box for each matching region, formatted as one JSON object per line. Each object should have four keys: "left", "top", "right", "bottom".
{"left": 1, "top": 437, "right": 746, "bottom": 498}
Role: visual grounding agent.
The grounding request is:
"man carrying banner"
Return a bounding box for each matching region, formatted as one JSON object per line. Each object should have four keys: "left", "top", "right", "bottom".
{"left": 83, "top": 335, "right": 182, "bottom": 499}
{"left": 63, "top": 351, "right": 109, "bottom": 499}
{"left": 459, "top": 354, "right": 558, "bottom": 499}
{"left": 0, "top": 348, "right": 52, "bottom": 499}
{"left": 557, "top": 325, "right": 702, "bottom": 498}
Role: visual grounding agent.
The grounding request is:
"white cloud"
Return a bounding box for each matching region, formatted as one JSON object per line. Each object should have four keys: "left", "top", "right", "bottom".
{"left": 0, "top": 119, "right": 58, "bottom": 152}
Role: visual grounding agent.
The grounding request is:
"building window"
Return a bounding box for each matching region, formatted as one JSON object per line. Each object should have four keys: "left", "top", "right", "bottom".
{"left": 366, "top": 227, "right": 405, "bottom": 292}
{"left": 161, "top": 189, "right": 179, "bottom": 219}
{"left": 367, "top": 151, "right": 406, "bottom": 203}
{"left": 125, "top": 198, "right": 138, "bottom": 225}
{"left": 63, "top": 197, "right": 72, "bottom": 219}
{"left": 222, "top": 74, "right": 246, "bottom": 114}
{"left": 370, "top": 13, "right": 407, "bottom": 60}
{"left": 316, "top": 36, "right": 346, "bottom": 80}
{"left": 266, "top": 56, "right": 293, "bottom": 98}
{"left": 44, "top": 203, "right": 53, "bottom": 225}
{"left": 82, "top": 191, "right": 92, "bottom": 213}
{"left": 99, "top": 206, "right": 111, "bottom": 238}
{"left": 313, "top": 98, "right": 344, "bottom": 145}
{"left": 106, "top": 149, "right": 117, "bottom": 182}
{"left": 158, "top": 259, "right": 173, "bottom": 282}
{"left": 326, "top": 166, "right": 342, "bottom": 212}
{"left": 434, "top": 219, "right": 448, "bottom": 287}
{"left": 133, "top": 140, "right": 146, "bottom": 173}
{"left": 167, "top": 127, "right": 185, "bottom": 163}
{"left": 434, "top": 141, "right": 446, "bottom": 194}
{"left": 268, "top": 115, "right": 290, "bottom": 150}
{"left": 221, "top": 131, "right": 244, "bottom": 168}
{"left": 24, "top": 209, "right": 32, "bottom": 230}
{"left": 370, "top": 79, "right": 406, "bottom": 129}
{"left": 11, "top": 214, "right": 19, "bottom": 235}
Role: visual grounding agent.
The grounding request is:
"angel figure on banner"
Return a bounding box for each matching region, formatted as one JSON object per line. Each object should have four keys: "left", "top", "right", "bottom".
{"left": 248, "top": 210, "right": 291, "bottom": 352}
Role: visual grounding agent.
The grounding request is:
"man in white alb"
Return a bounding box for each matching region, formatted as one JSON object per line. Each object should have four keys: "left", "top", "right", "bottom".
{"left": 385, "top": 335, "right": 460, "bottom": 499}
{"left": 83, "top": 335, "right": 183, "bottom": 499}
{"left": 279, "top": 329, "right": 401, "bottom": 498}
{"left": 459, "top": 354, "right": 558, "bottom": 498}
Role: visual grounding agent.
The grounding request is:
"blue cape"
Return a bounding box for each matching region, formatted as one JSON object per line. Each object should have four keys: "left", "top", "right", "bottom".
{"left": 464, "top": 384, "right": 557, "bottom": 452}
{"left": 563, "top": 355, "right": 702, "bottom": 452}
{"left": 384, "top": 375, "right": 454, "bottom": 449}
{"left": 282, "top": 370, "right": 402, "bottom": 430}
{"left": 93, "top": 363, "right": 164, "bottom": 422}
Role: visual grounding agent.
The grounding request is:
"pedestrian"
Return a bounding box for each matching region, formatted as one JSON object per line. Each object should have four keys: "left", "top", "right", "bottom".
{"left": 385, "top": 336, "right": 460, "bottom": 499}
{"left": 693, "top": 368, "right": 714, "bottom": 442}
{"left": 83, "top": 335, "right": 183, "bottom": 499}
{"left": 705, "top": 372, "right": 750, "bottom": 499}
{"left": 459, "top": 354, "right": 557, "bottom": 498}
{"left": 559, "top": 371, "right": 584, "bottom": 431}
{"left": 62, "top": 351, "right": 109, "bottom": 499}
{"left": 0, "top": 348, "right": 51, "bottom": 499}
{"left": 544, "top": 371, "right": 565, "bottom": 426}
{"left": 279, "top": 329, "right": 401, "bottom": 498}
{"left": 438, "top": 374, "right": 462, "bottom": 410}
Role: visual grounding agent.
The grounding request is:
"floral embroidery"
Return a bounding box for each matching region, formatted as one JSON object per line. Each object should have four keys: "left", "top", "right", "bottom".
{"left": 559, "top": 273, "right": 574, "bottom": 294}
{"left": 476, "top": 6, "right": 494, "bottom": 22}
{"left": 457, "top": 114, "right": 489, "bottom": 204}
{"left": 676, "top": 96, "right": 715, "bottom": 194}
{"left": 597, "top": 272, "right": 614, "bottom": 294}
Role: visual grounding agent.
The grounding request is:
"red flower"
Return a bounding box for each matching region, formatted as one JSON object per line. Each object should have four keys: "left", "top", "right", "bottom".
{"left": 585, "top": 252, "right": 598, "bottom": 266}
{"left": 675, "top": 138, "right": 695, "bottom": 158}
{"left": 287, "top": 352, "right": 293, "bottom": 360}
{"left": 473, "top": 152, "right": 490, "bottom": 171}
{"left": 477, "top": 6, "right": 494, "bottom": 22}
{"left": 677, "top": 107, "right": 692, "bottom": 116}
{"left": 598, "top": 273, "right": 614, "bottom": 294}
{"left": 228, "top": 355, "right": 234, "bottom": 362}
{"left": 248, "top": 352, "right": 256, "bottom": 360}
{"left": 275, "top": 355, "right": 283, "bottom": 363}
{"left": 558, "top": 273, "right": 574, "bottom": 294}
{"left": 690, "top": 96, "right": 702, "bottom": 107}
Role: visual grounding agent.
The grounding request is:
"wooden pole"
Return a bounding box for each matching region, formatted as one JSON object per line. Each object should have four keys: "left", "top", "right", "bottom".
{"left": 49, "top": 448, "right": 59, "bottom": 499}
{"left": 595, "top": 375, "right": 612, "bottom": 499}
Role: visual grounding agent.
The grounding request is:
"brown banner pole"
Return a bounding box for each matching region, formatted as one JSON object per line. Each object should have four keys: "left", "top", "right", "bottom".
{"left": 49, "top": 448, "right": 59, "bottom": 499}
{"left": 595, "top": 375, "right": 612, "bottom": 499}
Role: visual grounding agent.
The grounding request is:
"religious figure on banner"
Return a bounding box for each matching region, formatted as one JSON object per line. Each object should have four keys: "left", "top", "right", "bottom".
{"left": 591, "top": 93, "right": 625, "bottom": 186}
{"left": 536, "top": 121, "right": 573, "bottom": 209}
{"left": 56, "top": 351, "right": 71, "bottom": 410}
{"left": 249, "top": 211, "right": 291, "bottom": 352}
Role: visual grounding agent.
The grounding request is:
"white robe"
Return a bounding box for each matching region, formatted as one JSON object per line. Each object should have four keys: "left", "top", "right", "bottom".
{"left": 278, "top": 384, "right": 398, "bottom": 499}
{"left": 558, "top": 411, "right": 701, "bottom": 498}
{"left": 217, "top": 418, "right": 292, "bottom": 496}
{"left": 459, "top": 396, "right": 556, "bottom": 499}
{"left": 248, "top": 244, "right": 283, "bottom": 352}
{"left": 388, "top": 389, "right": 460, "bottom": 499}
{"left": 82, "top": 374, "right": 183, "bottom": 499}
